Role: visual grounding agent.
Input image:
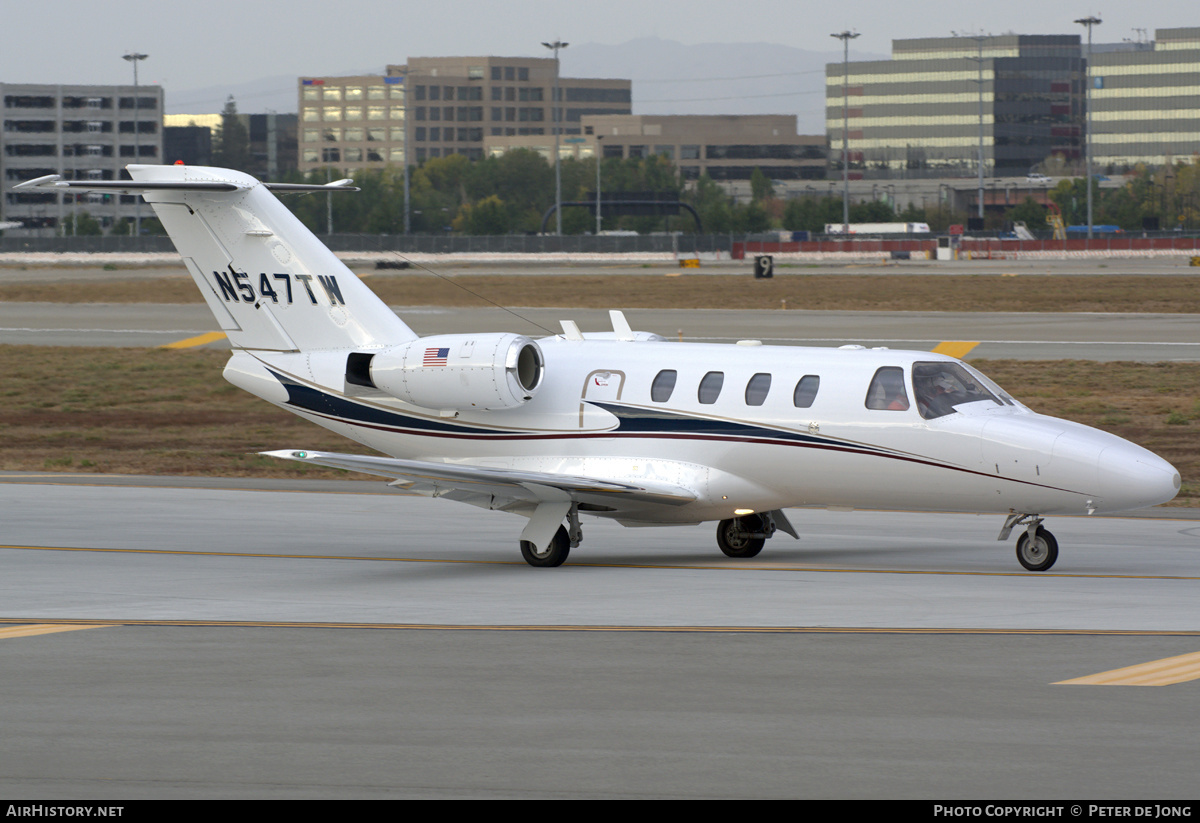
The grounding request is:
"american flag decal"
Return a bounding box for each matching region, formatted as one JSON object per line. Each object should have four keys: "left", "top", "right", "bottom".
{"left": 423, "top": 347, "right": 450, "bottom": 366}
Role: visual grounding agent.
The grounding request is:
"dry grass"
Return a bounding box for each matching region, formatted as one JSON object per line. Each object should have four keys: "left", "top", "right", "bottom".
{"left": 2, "top": 345, "right": 1197, "bottom": 506}
{"left": 6, "top": 273, "right": 1200, "bottom": 313}
{"left": 0, "top": 346, "right": 370, "bottom": 479}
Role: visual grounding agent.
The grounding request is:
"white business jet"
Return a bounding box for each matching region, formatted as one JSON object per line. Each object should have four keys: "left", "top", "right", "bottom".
{"left": 15, "top": 165, "right": 1181, "bottom": 570}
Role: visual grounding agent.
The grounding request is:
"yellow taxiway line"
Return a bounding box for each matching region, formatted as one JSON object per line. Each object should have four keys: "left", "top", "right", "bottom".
{"left": 3, "top": 542, "right": 1200, "bottom": 580}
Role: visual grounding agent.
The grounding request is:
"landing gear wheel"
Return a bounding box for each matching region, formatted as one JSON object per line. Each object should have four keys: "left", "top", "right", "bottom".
{"left": 520, "top": 525, "right": 571, "bottom": 568}
{"left": 716, "top": 515, "right": 766, "bottom": 559}
{"left": 1016, "top": 526, "right": 1058, "bottom": 572}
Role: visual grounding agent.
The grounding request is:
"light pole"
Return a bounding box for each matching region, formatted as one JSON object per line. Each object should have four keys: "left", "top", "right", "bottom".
{"left": 402, "top": 70, "right": 413, "bottom": 235}
{"left": 122, "top": 51, "right": 148, "bottom": 236}
{"left": 542, "top": 40, "right": 569, "bottom": 235}
{"left": 595, "top": 135, "right": 603, "bottom": 235}
{"left": 1075, "top": 15, "right": 1101, "bottom": 239}
{"left": 831, "top": 31, "right": 859, "bottom": 234}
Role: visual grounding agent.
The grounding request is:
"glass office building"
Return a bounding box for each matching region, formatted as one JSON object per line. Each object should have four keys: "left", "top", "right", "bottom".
{"left": 827, "top": 35, "right": 1084, "bottom": 179}
{"left": 1090, "top": 28, "right": 1200, "bottom": 171}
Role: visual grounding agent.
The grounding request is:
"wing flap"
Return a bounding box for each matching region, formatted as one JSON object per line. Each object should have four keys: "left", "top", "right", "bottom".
{"left": 260, "top": 449, "right": 697, "bottom": 509}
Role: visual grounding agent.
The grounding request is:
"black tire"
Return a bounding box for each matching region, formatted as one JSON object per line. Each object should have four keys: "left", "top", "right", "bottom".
{"left": 520, "top": 525, "right": 571, "bottom": 568}
{"left": 1016, "top": 526, "right": 1058, "bottom": 572}
{"left": 716, "top": 515, "right": 766, "bottom": 559}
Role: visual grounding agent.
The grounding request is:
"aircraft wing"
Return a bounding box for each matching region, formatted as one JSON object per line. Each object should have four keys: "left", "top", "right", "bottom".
{"left": 261, "top": 449, "right": 697, "bottom": 548}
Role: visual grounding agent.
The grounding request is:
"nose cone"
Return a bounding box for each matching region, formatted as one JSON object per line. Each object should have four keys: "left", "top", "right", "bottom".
{"left": 1097, "top": 443, "right": 1180, "bottom": 511}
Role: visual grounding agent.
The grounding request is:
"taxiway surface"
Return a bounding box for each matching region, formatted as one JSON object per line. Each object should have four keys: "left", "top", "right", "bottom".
{"left": 3, "top": 302, "right": 1198, "bottom": 361}
{"left": 3, "top": 476, "right": 1199, "bottom": 798}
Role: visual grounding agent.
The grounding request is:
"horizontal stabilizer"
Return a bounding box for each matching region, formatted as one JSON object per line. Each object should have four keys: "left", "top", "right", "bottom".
{"left": 12, "top": 174, "right": 359, "bottom": 195}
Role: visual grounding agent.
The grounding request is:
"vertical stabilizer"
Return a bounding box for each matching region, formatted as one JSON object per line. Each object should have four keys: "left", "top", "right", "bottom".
{"left": 129, "top": 165, "right": 417, "bottom": 352}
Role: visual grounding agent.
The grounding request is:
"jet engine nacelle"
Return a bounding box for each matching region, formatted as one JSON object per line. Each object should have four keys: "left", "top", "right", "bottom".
{"left": 348, "top": 333, "right": 544, "bottom": 411}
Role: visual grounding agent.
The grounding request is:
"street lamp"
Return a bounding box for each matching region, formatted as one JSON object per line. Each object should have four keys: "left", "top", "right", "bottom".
{"left": 542, "top": 40, "right": 569, "bottom": 235}
{"left": 122, "top": 52, "right": 148, "bottom": 236}
{"left": 1075, "top": 15, "right": 1101, "bottom": 239}
{"left": 595, "top": 135, "right": 603, "bottom": 235}
{"left": 401, "top": 69, "right": 414, "bottom": 235}
{"left": 830, "top": 31, "right": 860, "bottom": 234}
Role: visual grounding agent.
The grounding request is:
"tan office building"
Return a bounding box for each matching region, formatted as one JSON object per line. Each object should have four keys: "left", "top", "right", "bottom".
{"left": 298, "top": 57, "right": 631, "bottom": 173}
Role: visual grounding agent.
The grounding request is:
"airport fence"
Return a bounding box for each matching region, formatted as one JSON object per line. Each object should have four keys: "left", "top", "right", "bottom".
{"left": 0, "top": 234, "right": 756, "bottom": 255}
{"left": 5, "top": 232, "right": 1200, "bottom": 258}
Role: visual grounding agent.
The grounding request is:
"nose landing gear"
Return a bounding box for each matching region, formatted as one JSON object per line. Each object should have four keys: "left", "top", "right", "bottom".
{"left": 1000, "top": 514, "right": 1059, "bottom": 571}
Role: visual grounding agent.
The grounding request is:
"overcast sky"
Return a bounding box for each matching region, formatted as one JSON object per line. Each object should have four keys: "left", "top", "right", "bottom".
{"left": 3, "top": 1, "right": 1194, "bottom": 91}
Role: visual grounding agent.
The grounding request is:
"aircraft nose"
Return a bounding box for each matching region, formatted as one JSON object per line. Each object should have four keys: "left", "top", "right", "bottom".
{"left": 1096, "top": 444, "right": 1180, "bottom": 511}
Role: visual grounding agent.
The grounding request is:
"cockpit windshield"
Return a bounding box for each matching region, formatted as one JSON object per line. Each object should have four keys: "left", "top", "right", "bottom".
{"left": 912, "top": 362, "right": 1005, "bottom": 420}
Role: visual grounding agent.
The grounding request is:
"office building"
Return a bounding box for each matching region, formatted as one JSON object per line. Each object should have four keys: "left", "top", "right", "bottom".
{"left": 485, "top": 114, "right": 826, "bottom": 185}
{"left": 298, "top": 57, "right": 631, "bottom": 173}
{"left": 1089, "top": 27, "right": 1200, "bottom": 171}
{"left": 2, "top": 82, "right": 163, "bottom": 234}
{"left": 826, "top": 35, "right": 1084, "bottom": 179}
{"left": 164, "top": 112, "right": 297, "bottom": 178}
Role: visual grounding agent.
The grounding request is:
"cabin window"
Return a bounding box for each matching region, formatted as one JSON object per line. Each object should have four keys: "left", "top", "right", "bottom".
{"left": 651, "top": 370, "right": 677, "bottom": 403}
{"left": 745, "top": 373, "right": 771, "bottom": 406}
{"left": 865, "top": 367, "right": 910, "bottom": 411}
{"left": 698, "top": 371, "right": 724, "bottom": 404}
{"left": 912, "top": 362, "right": 1003, "bottom": 420}
{"left": 793, "top": 375, "right": 820, "bottom": 408}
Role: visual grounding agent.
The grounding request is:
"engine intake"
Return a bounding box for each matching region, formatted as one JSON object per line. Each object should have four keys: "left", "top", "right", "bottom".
{"left": 348, "top": 333, "right": 544, "bottom": 411}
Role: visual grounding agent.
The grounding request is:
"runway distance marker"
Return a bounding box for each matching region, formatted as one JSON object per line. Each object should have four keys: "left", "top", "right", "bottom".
{"left": 932, "top": 341, "right": 980, "bottom": 358}
{"left": 160, "top": 330, "right": 227, "bottom": 349}
{"left": 0, "top": 623, "right": 109, "bottom": 640}
{"left": 1054, "top": 650, "right": 1200, "bottom": 686}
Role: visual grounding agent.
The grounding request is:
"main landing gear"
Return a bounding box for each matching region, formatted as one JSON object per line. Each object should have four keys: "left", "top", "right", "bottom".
{"left": 999, "top": 514, "right": 1059, "bottom": 572}
{"left": 519, "top": 504, "right": 583, "bottom": 568}
{"left": 716, "top": 512, "right": 782, "bottom": 559}
{"left": 519, "top": 507, "right": 796, "bottom": 567}
{"left": 520, "top": 525, "right": 571, "bottom": 568}
{"left": 716, "top": 511, "right": 800, "bottom": 559}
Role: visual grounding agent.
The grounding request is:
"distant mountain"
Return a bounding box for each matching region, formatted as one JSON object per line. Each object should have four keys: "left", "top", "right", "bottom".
{"left": 165, "top": 39, "right": 887, "bottom": 133}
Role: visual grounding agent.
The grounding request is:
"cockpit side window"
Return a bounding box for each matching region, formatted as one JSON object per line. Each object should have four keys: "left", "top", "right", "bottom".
{"left": 865, "top": 367, "right": 910, "bottom": 411}
{"left": 651, "top": 369, "right": 677, "bottom": 403}
{"left": 912, "top": 362, "right": 1002, "bottom": 419}
{"left": 698, "top": 371, "right": 724, "bottom": 404}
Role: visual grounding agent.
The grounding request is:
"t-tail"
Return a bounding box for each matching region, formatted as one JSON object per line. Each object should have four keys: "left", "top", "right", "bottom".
{"left": 19, "top": 164, "right": 417, "bottom": 352}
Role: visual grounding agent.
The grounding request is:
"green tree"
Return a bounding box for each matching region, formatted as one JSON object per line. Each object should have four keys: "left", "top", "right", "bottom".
{"left": 453, "top": 194, "right": 514, "bottom": 235}
{"left": 1006, "top": 197, "right": 1048, "bottom": 232}
{"left": 63, "top": 211, "right": 102, "bottom": 236}
{"left": 212, "top": 96, "right": 252, "bottom": 174}
{"left": 749, "top": 168, "right": 774, "bottom": 203}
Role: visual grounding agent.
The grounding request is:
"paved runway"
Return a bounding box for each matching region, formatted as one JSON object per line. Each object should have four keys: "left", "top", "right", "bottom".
{"left": 3, "top": 476, "right": 1200, "bottom": 798}
{"left": 3, "top": 302, "right": 1199, "bottom": 360}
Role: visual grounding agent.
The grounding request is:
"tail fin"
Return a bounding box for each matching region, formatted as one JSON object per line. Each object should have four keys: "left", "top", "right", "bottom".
{"left": 128, "top": 164, "right": 416, "bottom": 352}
